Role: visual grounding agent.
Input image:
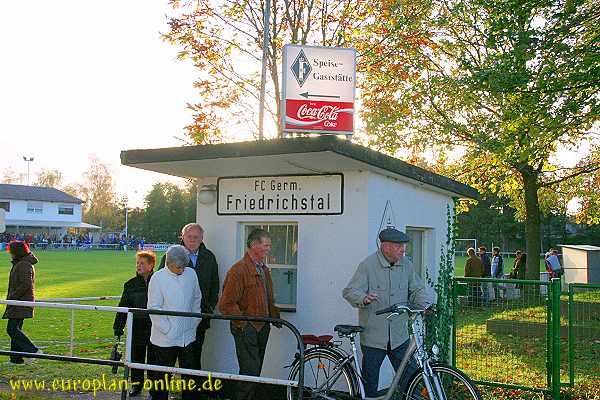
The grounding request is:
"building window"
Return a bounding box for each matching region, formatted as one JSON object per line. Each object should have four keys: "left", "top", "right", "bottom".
{"left": 406, "top": 228, "right": 426, "bottom": 277}
{"left": 0, "top": 201, "right": 9, "bottom": 212}
{"left": 58, "top": 205, "right": 74, "bottom": 215}
{"left": 242, "top": 223, "right": 298, "bottom": 311}
{"left": 26, "top": 202, "right": 43, "bottom": 214}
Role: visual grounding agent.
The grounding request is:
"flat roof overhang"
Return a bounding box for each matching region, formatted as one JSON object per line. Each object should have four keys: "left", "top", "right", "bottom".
{"left": 121, "top": 136, "right": 478, "bottom": 200}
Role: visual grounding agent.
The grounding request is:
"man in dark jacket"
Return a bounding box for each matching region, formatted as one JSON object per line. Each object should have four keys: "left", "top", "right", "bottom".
{"left": 3, "top": 241, "right": 40, "bottom": 364}
{"left": 478, "top": 246, "right": 492, "bottom": 303}
{"left": 158, "top": 223, "right": 219, "bottom": 369}
{"left": 113, "top": 251, "right": 155, "bottom": 397}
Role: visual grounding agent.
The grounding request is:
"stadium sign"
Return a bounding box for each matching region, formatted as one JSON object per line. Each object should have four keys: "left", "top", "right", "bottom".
{"left": 217, "top": 174, "right": 343, "bottom": 215}
{"left": 282, "top": 44, "right": 356, "bottom": 135}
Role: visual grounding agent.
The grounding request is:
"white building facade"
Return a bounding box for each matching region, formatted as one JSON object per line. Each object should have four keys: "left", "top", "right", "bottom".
{"left": 0, "top": 184, "right": 98, "bottom": 237}
{"left": 121, "top": 136, "right": 477, "bottom": 390}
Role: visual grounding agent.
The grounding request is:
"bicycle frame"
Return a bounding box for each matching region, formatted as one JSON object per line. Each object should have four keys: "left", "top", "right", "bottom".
{"left": 379, "top": 312, "right": 444, "bottom": 400}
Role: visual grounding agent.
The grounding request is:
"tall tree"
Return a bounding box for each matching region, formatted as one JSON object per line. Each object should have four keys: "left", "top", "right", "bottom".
{"left": 1, "top": 168, "right": 25, "bottom": 184}
{"left": 34, "top": 169, "right": 63, "bottom": 188}
{"left": 78, "top": 158, "right": 119, "bottom": 230}
{"left": 143, "top": 183, "right": 171, "bottom": 241}
{"left": 363, "top": 0, "right": 600, "bottom": 278}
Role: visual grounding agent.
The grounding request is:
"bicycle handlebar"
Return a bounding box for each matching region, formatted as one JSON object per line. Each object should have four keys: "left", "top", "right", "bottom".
{"left": 375, "top": 304, "right": 431, "bottom": 316}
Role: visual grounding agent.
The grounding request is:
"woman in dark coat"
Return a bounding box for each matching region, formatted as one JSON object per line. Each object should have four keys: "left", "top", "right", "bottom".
{"left": 510, "top": 251, "right": 527, "bottom": 280}
{"left": 3, "top": 240, "right": 40, "bottom": 364}
{"left": 113, "top": 251, "right": 155, "bottom": 397}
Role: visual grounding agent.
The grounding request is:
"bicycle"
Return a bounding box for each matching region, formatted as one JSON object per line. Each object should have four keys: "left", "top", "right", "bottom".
{"left": 286, "top": 303, "right": 482, "bottom": 400}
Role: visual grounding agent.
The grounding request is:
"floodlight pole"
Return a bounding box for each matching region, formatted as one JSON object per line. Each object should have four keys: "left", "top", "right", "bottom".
{"left": 258, "top": 0, "right": 271, "bottom": 141}
{"left": 23, "top": 156, "right": 34, "bottom": 185}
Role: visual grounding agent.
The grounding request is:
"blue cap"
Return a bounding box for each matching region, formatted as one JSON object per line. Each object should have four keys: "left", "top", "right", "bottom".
{"left": 378, "top": 228, "right": 410, "bottom": 244}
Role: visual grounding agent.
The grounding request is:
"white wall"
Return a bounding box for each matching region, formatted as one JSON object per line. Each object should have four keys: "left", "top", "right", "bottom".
{"left": 1, "top": 199, "right": 82, "bottom": 223}
{"left": 194, "top": 170, "right": 455, "bottom": 389}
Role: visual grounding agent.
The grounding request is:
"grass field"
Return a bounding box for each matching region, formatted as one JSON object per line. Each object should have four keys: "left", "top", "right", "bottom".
{"left": 0, "top": 250, "right": 592, "bottom": 400}
{"left": 0, "top": 251, "right": 149, "bottom": 388}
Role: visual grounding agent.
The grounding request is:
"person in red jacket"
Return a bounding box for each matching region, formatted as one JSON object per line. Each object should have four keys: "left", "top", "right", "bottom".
{"left": 3, "top": 241, "right": 42, "bottom": 364}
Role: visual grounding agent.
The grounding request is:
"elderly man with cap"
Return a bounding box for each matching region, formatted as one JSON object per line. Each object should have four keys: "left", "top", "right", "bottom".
{"left": 343, "top": 227, "right": 434, "bottom": 398}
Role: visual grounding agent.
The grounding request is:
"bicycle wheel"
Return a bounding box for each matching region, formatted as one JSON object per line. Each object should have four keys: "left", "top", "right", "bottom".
{"left": 286, "top": 348, "right": 359, "bottom": 400}
{"left": 404, "top": 363, "right": 482, "bottom": 400}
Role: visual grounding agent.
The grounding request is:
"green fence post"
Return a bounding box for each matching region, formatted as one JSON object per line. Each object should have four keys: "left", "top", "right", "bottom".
{"left": 568, "top": 284, "right": 574, "bottom": 387}
{"left": 451, "top": 278, "right": 457, "bottom": 368}
{"left": 552, "top": 278, "right": 561, "bottom": 400}
{"left": 546, "top": 282, "right": 552, "bottom": 390}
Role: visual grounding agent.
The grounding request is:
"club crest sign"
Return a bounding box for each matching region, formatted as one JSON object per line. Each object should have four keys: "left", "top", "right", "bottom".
{"left": 291, "top": 50, "right": 311, "bottom": 87}
{"left": 282, "top": 44, "right": 356, "bottom": 135}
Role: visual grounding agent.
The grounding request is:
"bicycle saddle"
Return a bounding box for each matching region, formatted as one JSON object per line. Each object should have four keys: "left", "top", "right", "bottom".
{"left": 302, "top": 334, "right": 333, "bottom": 346}
{"left": 334, "top": 325, "right": 364, "bottom": 335}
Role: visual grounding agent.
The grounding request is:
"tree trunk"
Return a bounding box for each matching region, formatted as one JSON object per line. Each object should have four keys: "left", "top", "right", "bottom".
{"left": 521, "top": 168, "right": 542, "bottom": 280}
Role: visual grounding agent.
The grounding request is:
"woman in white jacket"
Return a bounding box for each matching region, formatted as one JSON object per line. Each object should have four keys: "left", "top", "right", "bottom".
{"left": 147, "top": 245, "right": 202, "bottom": 400}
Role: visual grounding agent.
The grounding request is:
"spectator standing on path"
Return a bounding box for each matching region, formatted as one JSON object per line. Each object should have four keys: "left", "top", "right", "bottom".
{"left": 545, "top": 248, "right": 563, "bottom": 279}
{"left": 148, "top": 245, "right": 202, "bottom": 400}
{"left": 158, "top": 223, "right": 219, "bottom": 371}
{"left": 3, "top": 241, "right": 42, "bottom": 364}
{"left": 342, "top": 228, "right": 434, "bottom": 398}
{"left": 464, "top": 248, "right": 484, "bottom": 307}
{"left": 478, "top": 246, "right": 492, "bottom": 303}
{"left": 219, "top": 228, "right": 281, "bottom": 400}
{"left": 490, "top": 247, "right": 504, "bottom": 300}
{"left": 113, "top": 251, "right": 156, "bottom": 398}
{"left": 510, "top": 251, "right": 527, "bottom": 280}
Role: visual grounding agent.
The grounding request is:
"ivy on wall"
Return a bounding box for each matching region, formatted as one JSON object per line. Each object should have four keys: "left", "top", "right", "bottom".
{"left": 425, "top": 201, "right": 456, "bottom": 362}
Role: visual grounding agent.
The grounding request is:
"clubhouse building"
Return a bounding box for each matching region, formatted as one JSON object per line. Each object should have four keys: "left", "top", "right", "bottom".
{"left": 121, "top": 136, "right": 477, "bottom": 389}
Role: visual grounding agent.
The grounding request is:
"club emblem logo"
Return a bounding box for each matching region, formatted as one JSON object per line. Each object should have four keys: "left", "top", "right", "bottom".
{"left": 291, "top": 50, "right": 311, "bottom": 87}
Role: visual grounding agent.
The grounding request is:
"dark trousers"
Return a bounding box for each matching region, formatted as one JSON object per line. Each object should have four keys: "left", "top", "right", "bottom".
{"left": 6, "top": 319, "right": 38, "bottom": 363}
{"left": 231, "top": 323, "right": 270, "bottom": 400}
{"left": 130, "top": 340, "right": 153, "bottom": 389}
{"left": 361, "top": 340, "right": 417, "bottom": 398}
{"left": 193, "top": 329, "right": 206, "bottom": 367}
{"left": 468, "top": 284, "right": 482, "bottom": 307}
{"left": 149, "top": 342, "right": 199, "bottom": 400}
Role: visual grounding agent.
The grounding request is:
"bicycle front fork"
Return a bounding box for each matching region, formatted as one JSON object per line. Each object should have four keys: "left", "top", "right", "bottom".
{"left": 421, "top": 362, "right": 447, "bottom": 400}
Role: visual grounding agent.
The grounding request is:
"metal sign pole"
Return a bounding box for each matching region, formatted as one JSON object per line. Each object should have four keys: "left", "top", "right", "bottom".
{"left": 258, "top": 0, "right": 272, "bottom": 140}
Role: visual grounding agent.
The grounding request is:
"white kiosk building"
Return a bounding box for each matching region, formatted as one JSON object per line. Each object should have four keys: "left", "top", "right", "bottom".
{"left": 121, "top": 136, "right": 477, "bottom": 388}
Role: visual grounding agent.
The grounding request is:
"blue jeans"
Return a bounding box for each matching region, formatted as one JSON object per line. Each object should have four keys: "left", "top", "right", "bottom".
{"left": 362, "top": 340, "right": 417, "bottom": 397}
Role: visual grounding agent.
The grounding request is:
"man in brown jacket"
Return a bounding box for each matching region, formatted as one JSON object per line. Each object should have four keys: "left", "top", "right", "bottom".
{"left": 464, "top": 247, "right": 484, "bottom": 307}
{"left": 218, "top": 228, "right": 280, "bottom": 400}
{"left": 3, "top": 241, "right": 41, "bottom": 364}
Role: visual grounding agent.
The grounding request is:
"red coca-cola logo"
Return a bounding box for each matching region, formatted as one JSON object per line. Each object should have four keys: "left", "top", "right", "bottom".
{"left": 297, "top": 104, "right": 340, "bottom": 121}
{"left": 285, "top": 99, "right": 353, "bottom": 132}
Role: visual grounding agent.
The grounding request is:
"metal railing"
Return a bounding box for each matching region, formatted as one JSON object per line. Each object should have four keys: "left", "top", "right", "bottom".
{"left": 0, "top": 299, "right": 305, "bottom": 400}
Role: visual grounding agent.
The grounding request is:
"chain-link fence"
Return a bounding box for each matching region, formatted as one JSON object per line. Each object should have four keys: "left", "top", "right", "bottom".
{"left": 452, "top": 277, "right": 557, "bottom": 395}
{"left": 452, "top": 278, "right": 600, "bottom": 399}
{"left": 566, "top": 284, "right": 600, "bottom": 393}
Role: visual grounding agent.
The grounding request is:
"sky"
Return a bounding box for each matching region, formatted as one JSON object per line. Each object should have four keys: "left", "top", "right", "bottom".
{"left": 0, "top": 1, "right": 200, "bottom": 207}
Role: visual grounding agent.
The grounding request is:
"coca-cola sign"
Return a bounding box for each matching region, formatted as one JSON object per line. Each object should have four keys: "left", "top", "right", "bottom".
{"left": 285, "top": 99, "right": 353, "bottom": 131}
{"left": 282, "top": 45, "right": 356, "bottom": 134}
